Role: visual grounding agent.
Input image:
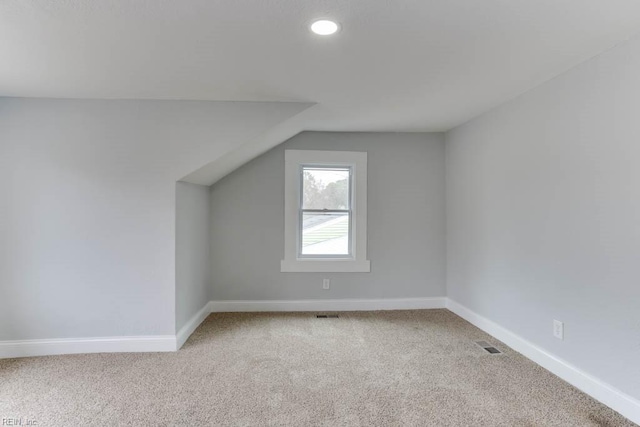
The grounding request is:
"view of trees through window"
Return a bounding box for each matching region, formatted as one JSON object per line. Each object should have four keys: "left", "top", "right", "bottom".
{"left": 302, "top": 169, "right": 349, "bottom": 210}
{"left": 301, "top": 167, "right": 351, "bottom": 255}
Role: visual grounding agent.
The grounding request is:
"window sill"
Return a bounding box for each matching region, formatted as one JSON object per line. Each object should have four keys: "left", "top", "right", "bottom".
{"left": 280, "top": 259, "right": 371, "bottom": 273}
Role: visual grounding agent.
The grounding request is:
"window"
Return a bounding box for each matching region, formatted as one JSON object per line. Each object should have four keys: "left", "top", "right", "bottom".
{"left": 281, "top": 150, "right": 370, "bottom": 272}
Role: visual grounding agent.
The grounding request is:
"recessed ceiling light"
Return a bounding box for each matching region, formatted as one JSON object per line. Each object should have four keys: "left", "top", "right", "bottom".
{"left": 310, "top": 20, "right": 340, "bottom": 36}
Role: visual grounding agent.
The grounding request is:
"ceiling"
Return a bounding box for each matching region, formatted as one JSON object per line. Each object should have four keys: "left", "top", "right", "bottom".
{"left": 3, "top": 0, "right": 640, "bottom": 184}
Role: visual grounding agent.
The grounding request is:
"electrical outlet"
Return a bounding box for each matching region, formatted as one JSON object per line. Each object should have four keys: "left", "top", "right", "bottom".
{"left": 553, "top": 320, "right": 564, "bottom": 340}
{"left": 322, "top": 279, "right": 330, "bottom": 290}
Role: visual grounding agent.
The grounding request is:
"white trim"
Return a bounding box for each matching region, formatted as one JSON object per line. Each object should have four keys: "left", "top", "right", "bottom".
{"left": 209, "top": 297, "right": 446, "bottom": 312}
{"left": 6, "top": 296, "right": 635, "bottom": 424}
{"left": 282, "top": 150, "right": 370, "bottom": 273}
{"left": 0, "top": 335, "right": 176, "bottom": 359}
{"left": 280, "top": 259, "right": 370, "bottom": 273}
{"left": 446, "top": 298, "right": 640, "bottom": 425}
{"left": 176, "top": 303, "right": 211, "bottom": 349}
{"left": 0, "top": 298, "right": 444, "bottom": 358}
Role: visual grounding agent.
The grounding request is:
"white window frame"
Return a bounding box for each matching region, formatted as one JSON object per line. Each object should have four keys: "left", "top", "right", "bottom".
{"left": 281, "top": 150, "right": 370, "bottom": 273}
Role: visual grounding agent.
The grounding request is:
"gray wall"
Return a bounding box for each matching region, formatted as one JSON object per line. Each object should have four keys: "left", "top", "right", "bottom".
{"left": 210, "top": 131, "right": 446, "bottom": 300}
{"left": 446, "top": 35, "right": 640, "bottom": 399}
{"left": 0, "top": 98, "right": 304, "bottom": 340}
{"left": 176, "top": 182, "right": 211, "bottom": 332}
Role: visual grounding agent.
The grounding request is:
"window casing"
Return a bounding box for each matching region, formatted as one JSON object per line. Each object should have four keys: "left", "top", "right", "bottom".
{"left": 281, "top": 150, "right": 370, "bottom": 273}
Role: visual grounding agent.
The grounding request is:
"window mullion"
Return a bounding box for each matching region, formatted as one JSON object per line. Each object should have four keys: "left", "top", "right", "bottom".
{"left": 301, "top": 209, "right": 350, "bottom": 213}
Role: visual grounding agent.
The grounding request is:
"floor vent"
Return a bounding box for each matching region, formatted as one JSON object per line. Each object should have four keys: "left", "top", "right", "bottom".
{"left": 316, "top": 314, "right": 339, "bottom": 318}
{"left": 475, "top": 340, "right": 502, "bottom": 354}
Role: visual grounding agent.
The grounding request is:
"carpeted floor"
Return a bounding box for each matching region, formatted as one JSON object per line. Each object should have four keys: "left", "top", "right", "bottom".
{"left": 0, "top": 310, "right": 635, "bottom": 426}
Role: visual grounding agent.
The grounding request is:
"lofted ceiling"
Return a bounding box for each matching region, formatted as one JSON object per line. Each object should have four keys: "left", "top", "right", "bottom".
{"left": 2, "top": 0, "right": 640, "bottom": 184}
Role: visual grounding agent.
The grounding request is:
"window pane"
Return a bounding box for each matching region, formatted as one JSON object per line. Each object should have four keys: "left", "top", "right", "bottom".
{"left": 301, "top": 212, "right": 350, "bottom": 255}
{"left": 302, "top": 168, "right": 350, "bottom": 210}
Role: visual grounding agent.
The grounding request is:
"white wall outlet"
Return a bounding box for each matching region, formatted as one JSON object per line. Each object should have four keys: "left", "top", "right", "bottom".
{"left": 322, "top": 279, "right": 330, "bottom": 290}
{"left": 553, "top": 320, "right": 564, "bottom": 340}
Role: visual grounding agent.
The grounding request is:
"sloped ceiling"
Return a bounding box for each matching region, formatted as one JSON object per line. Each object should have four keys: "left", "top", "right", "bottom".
{"left": 3, "top": 0, "right": 640, "bottom": 185}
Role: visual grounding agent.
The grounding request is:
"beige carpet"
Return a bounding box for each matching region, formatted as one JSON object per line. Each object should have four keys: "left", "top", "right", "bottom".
{"left": 0, "top": 310, "right": 635, "bottom": 426}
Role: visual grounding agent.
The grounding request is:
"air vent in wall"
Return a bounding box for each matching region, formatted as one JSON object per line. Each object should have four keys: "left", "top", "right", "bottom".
{"left": 316, "top": 314, "right": 339, "bottom": 318}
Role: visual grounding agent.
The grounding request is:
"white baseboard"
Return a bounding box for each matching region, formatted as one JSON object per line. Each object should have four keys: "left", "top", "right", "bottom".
{"left": 11, "top": 295, "right": 635, "bottom": 423}
{"left": 176, "top": 303, "right": 211, "bottom": 349}
{"left": 446, "top": 298, "right": 640, "bottom": 425}
{"left": 0, "top": 298, "right": 445, "bottom": 359}
{"left": 0, "top": 335, "right": 176, "bottom": 359}
{"left": 208, "top": 297, "right": 447, "bottom": 313}
{"left": 173, "top": 298, "right": 445, "bottom": 350}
